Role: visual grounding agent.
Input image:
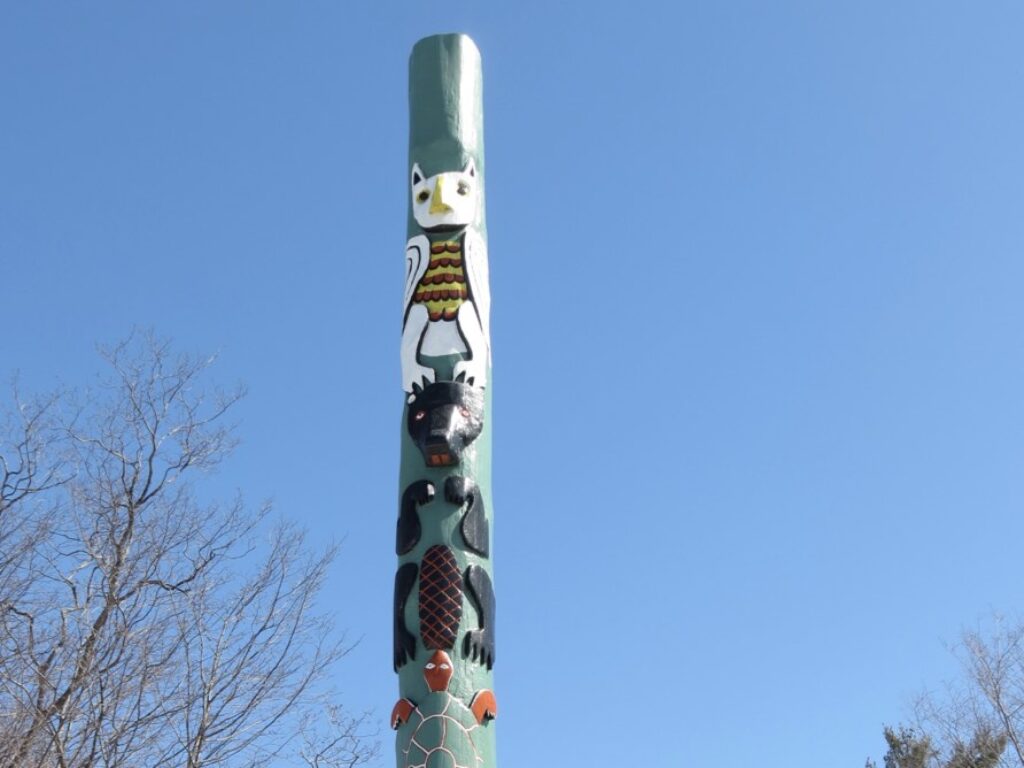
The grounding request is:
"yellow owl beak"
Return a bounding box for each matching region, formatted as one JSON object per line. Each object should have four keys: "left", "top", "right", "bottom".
{"left": 429, "top": 176, "right": 454, "bottom": 215}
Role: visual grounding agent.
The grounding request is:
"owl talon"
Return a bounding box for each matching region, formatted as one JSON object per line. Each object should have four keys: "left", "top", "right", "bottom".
{"left": 452, "top": 360, "right": 485, "bottom": 390}
{"left": 404, "top": 369, "right": 436, "bottom": 397}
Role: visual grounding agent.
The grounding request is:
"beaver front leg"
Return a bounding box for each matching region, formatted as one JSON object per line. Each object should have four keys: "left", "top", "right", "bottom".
{"left": 397, "top": 480, "right": 434, "bottom": 555}
{"left": 445, "top": 476, "right": 489, "bottom": 557}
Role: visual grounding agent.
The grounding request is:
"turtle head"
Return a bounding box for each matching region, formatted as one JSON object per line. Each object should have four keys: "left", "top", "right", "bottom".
{"left": 423, "top": 650, "right": 454, "bottom": 692}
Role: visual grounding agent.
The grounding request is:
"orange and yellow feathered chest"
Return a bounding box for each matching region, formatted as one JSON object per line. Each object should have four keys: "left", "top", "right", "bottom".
{"left": 412, "top": 240, "right": 468, "bottom": 321}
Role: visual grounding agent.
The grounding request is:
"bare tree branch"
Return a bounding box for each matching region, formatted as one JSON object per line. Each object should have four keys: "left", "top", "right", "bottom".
{"left": 0, "top": 334, "right": 376, "bottom": 768}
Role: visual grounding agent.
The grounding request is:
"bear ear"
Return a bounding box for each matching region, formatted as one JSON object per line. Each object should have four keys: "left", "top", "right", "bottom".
{"left": 411, "top": 163, "right": 425, "bottom": 187}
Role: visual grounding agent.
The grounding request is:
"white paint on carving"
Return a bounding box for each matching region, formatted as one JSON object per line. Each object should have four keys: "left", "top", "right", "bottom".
{"left": 410, "top": 161, "right": 479, "bottom": 231}
{"left": 420, "top": 319, "right": 468, "bottom": 357}
{"left": 401, "top": 172, "right": 491, "bottom": 393}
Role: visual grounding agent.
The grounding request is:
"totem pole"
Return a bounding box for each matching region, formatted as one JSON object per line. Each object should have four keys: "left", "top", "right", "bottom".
{"left": 390, "top": 34, "right": 498, "bottom": 768}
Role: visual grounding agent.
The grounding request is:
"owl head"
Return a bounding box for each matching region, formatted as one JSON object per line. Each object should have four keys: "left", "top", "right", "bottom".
{"left": 410, "top": 159, "right": 479, "bottom": 231}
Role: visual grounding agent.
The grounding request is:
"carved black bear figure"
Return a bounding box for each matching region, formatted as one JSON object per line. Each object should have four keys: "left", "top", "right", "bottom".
{"left": 407, "top": 382, "right": 484, "bottom": 467}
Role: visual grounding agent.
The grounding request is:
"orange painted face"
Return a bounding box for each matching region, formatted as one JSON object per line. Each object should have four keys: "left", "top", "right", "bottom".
{"left": 423, "top": 650, "right": 454, "bottom": 692}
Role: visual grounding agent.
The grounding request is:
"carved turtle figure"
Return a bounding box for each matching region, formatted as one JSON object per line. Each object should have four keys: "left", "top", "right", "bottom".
{"left": 391, "top": 650, "right": 497, "bottom": 768}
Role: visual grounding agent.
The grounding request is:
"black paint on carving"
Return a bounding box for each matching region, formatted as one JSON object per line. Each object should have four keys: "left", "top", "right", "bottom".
{"left": 393, "top": 563, "right": 418, "bottom": 671}
{"left": 419, "top": 545, "right": 463, "bottom": 651}
{"left": 464, "top": 564, "right": 496, "bottom": 670}
{"left": 445, "top": 476, "right": 489, "bottom": 557}
{"left": 407, "top": 382, "right": 484, "bottom": 468}
{"left": 397, "top": 480, "right": 434, "bottom": 555}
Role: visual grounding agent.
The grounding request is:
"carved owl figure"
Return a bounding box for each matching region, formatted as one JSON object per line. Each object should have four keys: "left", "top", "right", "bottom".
{"left": 401, "top": 160, "right": 491, "bottom": 394}
{"left": 411, "top": 161, "right": 479, "bottom": 231}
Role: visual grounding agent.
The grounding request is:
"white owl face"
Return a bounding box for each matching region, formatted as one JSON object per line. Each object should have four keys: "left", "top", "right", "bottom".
{"left": 411, "top": 160, "right": 479, "bottom": 231}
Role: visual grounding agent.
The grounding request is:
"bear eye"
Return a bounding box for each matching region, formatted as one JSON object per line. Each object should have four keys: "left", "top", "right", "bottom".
{"left": 416, "top": 190, "right": 430, "bottom": 203}
{"left": 457, "top": 181, "right": 470, "bottom": 196}
{"left": 414, "top": 410, "right": 426, "bottom": 421}
{"left": 458, "top": 407, "right": 471, "bottom": 418}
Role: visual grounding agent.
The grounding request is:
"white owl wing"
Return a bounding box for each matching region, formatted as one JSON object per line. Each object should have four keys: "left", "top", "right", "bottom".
{"left": 403, "top": 234, "right": 430, "bottom": 322}
{"left": 463, "top": 228, "right": 491, "bottom": 360}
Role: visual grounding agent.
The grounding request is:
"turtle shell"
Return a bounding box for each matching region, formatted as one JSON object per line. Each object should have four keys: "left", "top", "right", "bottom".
{"left": 398, "top": 691, "right": 485, "bottom": 768}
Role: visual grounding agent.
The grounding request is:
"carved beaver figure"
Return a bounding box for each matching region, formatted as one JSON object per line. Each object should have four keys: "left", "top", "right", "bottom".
{"left": 394, "top": 378, "right": 495, "bottom": 678}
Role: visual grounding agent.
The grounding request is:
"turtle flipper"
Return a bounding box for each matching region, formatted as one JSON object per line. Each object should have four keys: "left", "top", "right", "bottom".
{"left": 445, "top": 476, "right": 489, "bottom": 557}
{"left": 393, "top": 563, "right": 418, "bottom": 670}
{"left": 463, "top": 564, "right": 495, "bottom": 669}
{"left": 391, "top": 698, "right": 416, "bottom": 729}
{"left": 397, "top": 480, "right": 434, "bottom": 555}
{"left": 470, "top": 689, "right": 497, "bottom": 724}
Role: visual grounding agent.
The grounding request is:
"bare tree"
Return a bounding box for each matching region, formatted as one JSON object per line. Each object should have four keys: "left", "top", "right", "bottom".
{"left": 867, "top": 617, "right": 1024, "bottom": 768}
{"left": 0, "top": 335, "right": 376, "bottom": 768}
{"left": 0, "top": 383, "right": 65, "bottom": 609}
{"left": 297, "top": 706, "right": 380, "bottom": 768}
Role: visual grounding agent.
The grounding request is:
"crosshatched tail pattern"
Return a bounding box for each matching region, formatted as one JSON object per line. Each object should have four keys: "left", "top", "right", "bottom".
{"left": 419, "top": 545, "right": 463, "bottom": 650}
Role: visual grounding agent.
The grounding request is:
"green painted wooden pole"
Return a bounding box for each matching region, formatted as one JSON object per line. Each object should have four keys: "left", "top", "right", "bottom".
{"left": 390, "top": 34, "right": 497, "bottom": 768}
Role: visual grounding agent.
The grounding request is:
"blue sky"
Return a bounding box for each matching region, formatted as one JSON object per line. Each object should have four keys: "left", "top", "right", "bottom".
{"left": 3, "top": 2, "right": 1024, "bottom": 766}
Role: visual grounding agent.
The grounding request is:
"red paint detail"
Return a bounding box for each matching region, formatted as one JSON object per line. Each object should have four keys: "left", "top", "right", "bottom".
{"left": 470, "top": 689, "right": 498, "bottom": 724}
{"left": 423, "top": 649, "right": 454, "bottom": 692}
{"left": 418, "top": 545, "right": 463, "bottom": 649}
{"left": 391, "top": 698, "right": 415, "bottom": 729}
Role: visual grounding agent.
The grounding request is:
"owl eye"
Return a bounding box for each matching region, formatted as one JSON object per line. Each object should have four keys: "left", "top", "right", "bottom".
{"left": 416, "top": 190, "right": 430, "bottom": 203}
{"left": 425, "top": 663, "right": 436, "bottom": 670}
{"left": 457, "top": 181, "right": 470, "bottom": 196}
{"left": 414, "top": 410, "right": 426, "bottom": 421}
{"left": 440, "top": 663, "right": 450, "bottom": 670}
